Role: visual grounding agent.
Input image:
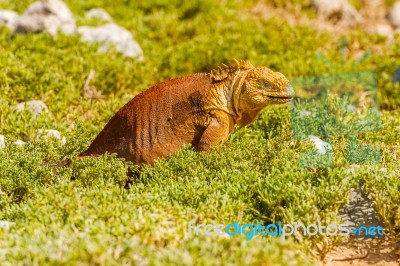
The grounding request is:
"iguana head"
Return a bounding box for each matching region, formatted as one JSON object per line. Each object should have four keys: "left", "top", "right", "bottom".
{"left": 240, "top": 65, "right": 294, "bottom": 106}
{"left": 210, "top": 60, "right": 294, "bottom": 126}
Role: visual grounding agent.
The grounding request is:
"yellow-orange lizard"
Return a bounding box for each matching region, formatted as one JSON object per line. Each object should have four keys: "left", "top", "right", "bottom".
{"left": 79, "top": 60, "right": 294, "bottom": 165}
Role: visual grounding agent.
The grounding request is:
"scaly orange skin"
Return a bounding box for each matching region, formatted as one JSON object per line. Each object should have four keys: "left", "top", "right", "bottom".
{"left": 79, "top": 60, "right": 293, "bottom": 165}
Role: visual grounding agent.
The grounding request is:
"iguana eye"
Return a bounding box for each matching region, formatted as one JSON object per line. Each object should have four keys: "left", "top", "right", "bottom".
{"left": 259, "top": 80, "right": 272, "bottom": 90}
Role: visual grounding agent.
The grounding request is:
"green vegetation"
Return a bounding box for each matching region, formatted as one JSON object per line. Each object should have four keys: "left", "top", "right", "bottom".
{"left": 0, "top": 0, "right": 399, "bottom": 265}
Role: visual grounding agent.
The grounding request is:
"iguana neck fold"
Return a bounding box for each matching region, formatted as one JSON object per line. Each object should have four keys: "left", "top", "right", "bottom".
{"left": 207, "top": 69, "right": 250, "bottom": 125}
{"left": 231, "top": 70, "right": 252, "bottom": 125}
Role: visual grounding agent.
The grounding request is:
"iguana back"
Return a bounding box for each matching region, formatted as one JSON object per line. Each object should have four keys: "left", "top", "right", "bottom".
{"left": 80, "top": 74, "right": 216, "bottom": 164}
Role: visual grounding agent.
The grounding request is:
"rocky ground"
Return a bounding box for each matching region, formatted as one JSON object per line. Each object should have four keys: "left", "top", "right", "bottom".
{"left": 0, "top": 0, "right": 143, "bottom": 59}
{"left": 325, "top": 182, "right": 400, "bottom": 265}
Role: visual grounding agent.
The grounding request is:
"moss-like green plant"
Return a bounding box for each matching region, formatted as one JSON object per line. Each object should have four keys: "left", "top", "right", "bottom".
{"left": 0, "top": 0, "right": 399, "bottom": 265}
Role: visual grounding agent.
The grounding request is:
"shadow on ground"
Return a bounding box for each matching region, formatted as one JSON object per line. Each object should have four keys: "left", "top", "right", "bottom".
{"left": 325, "top": 180, "right": 400, "bottom": 266}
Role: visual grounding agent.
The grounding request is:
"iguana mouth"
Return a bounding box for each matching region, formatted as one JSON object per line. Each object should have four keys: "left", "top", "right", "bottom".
{"left": 268, "top": 95, "right": 293, "bottom": 100}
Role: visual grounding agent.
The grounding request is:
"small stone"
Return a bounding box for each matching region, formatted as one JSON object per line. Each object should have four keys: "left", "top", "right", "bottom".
{"left": 14, "top": 100, "right": 49, "bottom": 118}
{"left": 14, "top": 140, "right": 27, "bottom": 146}
{"left": 388, "top": 2, "right": 400, "bottom": 28}
{"left": 312, "top": 0, "right": 363, "bottom": 25}
{"left": 24, "top": 1, "right": 46, "bottom": 16}
{"left": 86, "top": 8, "right": 112, "bottom": 22}
{"left": 37, "top": 129, "right": 66, "bottom": 145}
{"left": 307, "top": 135, "right": 333, "bottom": 155}
{"left": 78, "top": 23, "right": 144, "bottom": 60}
{"left": 312, "top": 0, "right": 342, "bottom": 15}
{"left": 0, "top": 135, "right": 5, "bottom": 148}
{"left": 0, "top": 221, "right": 14, "bottom": 229}
{"left": 0, "top": 9, "right": 19, "bottom": 30}
{"left": 15, "top": 0, "right": 76, "bottom": 36}
{"left": 41, "top": 0, "right": 74, "bottom": 23}
{"left": 392, "top": 67, "right": 400, "bottom": 84}
{"left": 369, "top": 23, "right": 394, "bottom": 39}
{"left": 15, "top": 14, "right": 46, "bottom": 33}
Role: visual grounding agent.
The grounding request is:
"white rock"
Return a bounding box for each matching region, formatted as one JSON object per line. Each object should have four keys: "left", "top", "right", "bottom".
{"left": 78, "top": 23, "right": 144, "bottom": 60}
{"left": 37, "top": 129, "right": 66, "bottom": 145}
{"left": 0, "top": 9, "right": 19, "bottom": 30}
{"left": 15, "top": 15, "right": 48, "bottom": 33}
{"left": 0, "top": 135, "right": 5, "bottom": 149}
{"left": 312, "top": 0, "right": 363, "bottom": 25}
{"left": 59, "top": 21, "right": 76, "bottom": 35}
{"left": 307, "top": 135, "right": 333, "bottom": 155}
{"left": 14, "top": 140, "right": 27, "bottom": 146}
{"left": 369, "top": 23, "right": 393, "bottom": 39}
{"left": 44, "top": 15, "right": 63, "bottom": 36}
{"left": 24, "top": 1, "right": 46, "bottom": 16}
{"left": 14, "top": 100, "right": 48, "bottom": 118}
{"left": 86, "top": 8, "right": 112, "bottom": 22}
{"left": 388, "top": 2, "right": 400, "bottom": 28}
{"left": 15, "top": 0, "right": 76, "bottom": 36}
{"left": 312, "top": 0, "right": 342, "bottom": 14}
{"left": 0, "top": 221, "right": 14, "bottom": 229}
{"left": 41, "top": 0, "right": 74, "bottom": 23}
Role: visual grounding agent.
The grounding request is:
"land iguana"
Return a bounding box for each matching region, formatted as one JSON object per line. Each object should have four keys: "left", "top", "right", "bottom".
{"left": 78, "top": 60, "right": 294, "bottom": 165}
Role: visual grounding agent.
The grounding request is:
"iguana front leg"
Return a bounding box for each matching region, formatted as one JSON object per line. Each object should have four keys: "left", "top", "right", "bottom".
{"left": 195, "top": 111, "right": 234, "bottom": 152}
